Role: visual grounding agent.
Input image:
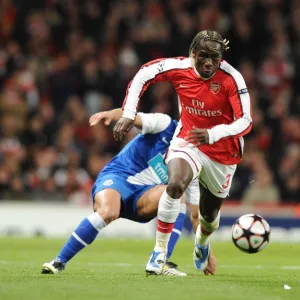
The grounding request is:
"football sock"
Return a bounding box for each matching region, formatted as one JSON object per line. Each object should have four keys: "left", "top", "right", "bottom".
{"left": 57, "top": 212, "right": 106, "bottom": 263}
{"left": 196, "top": 211, "right": 220, "bottom": 247}
{"left": 154, "top": 190, "right": 180, "bottom": 253}
{"left": 167, "top": 203, "right": 186, "bottom": 260}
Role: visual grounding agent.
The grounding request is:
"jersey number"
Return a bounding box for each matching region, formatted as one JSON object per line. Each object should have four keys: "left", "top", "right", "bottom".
{"left": 222, "top": 174, "right": 231, "bottom": 189}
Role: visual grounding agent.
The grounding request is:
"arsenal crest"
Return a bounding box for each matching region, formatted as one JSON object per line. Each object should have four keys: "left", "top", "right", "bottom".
{"left": 210, "top": 82, "right": 221, "bottom": 94}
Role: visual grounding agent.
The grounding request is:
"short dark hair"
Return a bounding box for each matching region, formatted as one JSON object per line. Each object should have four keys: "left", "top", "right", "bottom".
{"left": 189, "top": 30, "right": 229, "bottom": 56}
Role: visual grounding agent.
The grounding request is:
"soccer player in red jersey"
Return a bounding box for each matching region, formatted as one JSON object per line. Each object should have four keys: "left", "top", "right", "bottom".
{"left": 113, "top": 30, "right": 252, "bottom": 275}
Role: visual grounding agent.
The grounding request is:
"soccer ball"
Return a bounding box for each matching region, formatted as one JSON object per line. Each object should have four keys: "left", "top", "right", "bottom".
{"left": 232, "top": 214, "right": 271, "bottom": 253}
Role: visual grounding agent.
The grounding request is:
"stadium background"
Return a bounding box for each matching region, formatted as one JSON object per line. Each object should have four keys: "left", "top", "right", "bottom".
{"left": 0, "top": 0, "right": 300, "bottom": 239}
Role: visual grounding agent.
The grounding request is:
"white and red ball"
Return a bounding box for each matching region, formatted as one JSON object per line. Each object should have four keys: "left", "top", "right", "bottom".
{"left": 232, "top": 214, "right": 271, "bottom": 253}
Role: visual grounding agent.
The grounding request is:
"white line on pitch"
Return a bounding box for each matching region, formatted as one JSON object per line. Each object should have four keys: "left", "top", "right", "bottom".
{"left": 1, "top": 260, "right": 300, "bottom": 270}
{"left": 220, "top": 264, "right": 300, "bottom": 270}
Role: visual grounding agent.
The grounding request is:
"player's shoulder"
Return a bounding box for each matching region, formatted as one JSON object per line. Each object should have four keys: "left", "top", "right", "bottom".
{"left": 218, "top": 60, "right": 246, "bottom": 87}
{"left": 219, "top": 60, "right": 243, "bottom": 78}
{"left": 144, "top": 57, "right": 191, "bottom": 70}
{"left": 161, "top": 57, "right": 192, "bottom": 75}
{"left": 165, "top": 57, "right": 191, "bottom": 68}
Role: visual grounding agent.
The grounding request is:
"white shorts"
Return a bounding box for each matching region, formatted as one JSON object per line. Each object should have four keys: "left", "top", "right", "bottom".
{"left": 185, "top": 178, "right": 200, "bottom": 205}
{"left": 165, "top": 137, "right": 237, "bottom": 198}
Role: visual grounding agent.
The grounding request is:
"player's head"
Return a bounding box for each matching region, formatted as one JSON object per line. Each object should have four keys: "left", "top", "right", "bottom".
{"left": 189, "top": 30, "right": 229, "bottom": 79}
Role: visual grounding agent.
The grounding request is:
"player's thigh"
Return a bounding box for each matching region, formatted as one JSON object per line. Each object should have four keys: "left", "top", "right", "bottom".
{"left": 94, "top": 189, "right": 121, "bottom": 223}
{"left": 166, "top": 137, "right": 203, "bottom": 181}
{"left": 165, "top": 157, "right": 194, "bottom": 198}
{"left": 136, "top": 184, "right": 187, "bottom": 221}
{"left": 136, "top": 185, "right": 166, "bottom": 220}
{"left": 167, "top": 158, "right": 194, "bottom": 184}
{"left": 92, "top": 173, "right": 133, "bottom": 222}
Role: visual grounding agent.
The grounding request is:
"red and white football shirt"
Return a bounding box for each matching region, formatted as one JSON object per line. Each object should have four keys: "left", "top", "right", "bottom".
{"left": 122, "top": 57, "right": 252, "bottom": 165}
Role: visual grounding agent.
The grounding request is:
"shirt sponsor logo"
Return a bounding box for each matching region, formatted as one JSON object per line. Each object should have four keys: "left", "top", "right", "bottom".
{"left": 148, "top": 153, "right": 168, "bottom": 184}
{"left": 103, "top": 179, "right": 114, "bottom": 186}
{"left": 184, "top": 106, "right": 222, "bottom": 117}
{"left": 238, "top": 88, "right": 248, "bottom": 95}
{"left": 184, "top": 99, "right": 222, "bottom": 117}
{"left": 210, "top": 82, "right": 221, "bottom": 94}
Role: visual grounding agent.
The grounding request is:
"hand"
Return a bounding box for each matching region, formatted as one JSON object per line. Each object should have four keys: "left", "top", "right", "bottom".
{"left": 204, "top": 250, "right": 216, "bottom": 276}
{"left": 89, "top": 111, "right": 114, "bottom": 126}
{"left": 113, "top": 117, "right": 134, "bottom": 141}
{"left": 184, "top": 127, "right": 209, "bottom": 146}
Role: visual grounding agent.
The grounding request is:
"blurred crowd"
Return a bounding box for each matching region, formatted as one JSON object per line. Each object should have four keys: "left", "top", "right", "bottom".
{"left": 0, "top": 0, "right": 299, "bottom": 204}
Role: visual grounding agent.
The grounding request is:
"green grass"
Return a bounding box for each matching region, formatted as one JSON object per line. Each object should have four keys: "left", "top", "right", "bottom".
{"left": 0, "top": 237, "right": 299, "bottom": 300}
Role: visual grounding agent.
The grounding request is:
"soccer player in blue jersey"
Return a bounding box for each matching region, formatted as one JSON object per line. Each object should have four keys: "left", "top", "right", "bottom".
{"left": 42, "top": 109, "right": 215, "bottom": 276}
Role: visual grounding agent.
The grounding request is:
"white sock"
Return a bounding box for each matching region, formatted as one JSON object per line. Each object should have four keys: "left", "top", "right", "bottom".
{"left": 154, "top": 191, "right": 181, "bottom": 253}
{"left": 196, "top": 211, "right": 220, "bottom": 246}
{"left": 87, "top": 212, "right": 106, "bottom": 231}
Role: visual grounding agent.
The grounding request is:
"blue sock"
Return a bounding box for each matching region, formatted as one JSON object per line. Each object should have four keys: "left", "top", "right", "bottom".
{"left": 57, "top": 213, "right": 106, "bottom": 263}
{"left": 167, "top": 203, "right": 186, "bottom": 260}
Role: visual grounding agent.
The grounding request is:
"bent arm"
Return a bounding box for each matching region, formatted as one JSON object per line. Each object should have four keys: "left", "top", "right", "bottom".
{"left": 90, "top": 108, "right": 171, "bottom": 134}
{"left": 90, "top": 108, "right": 142, "bottom": 128}
{"left": 208, "top": 73, "right": 252, "bottom": 144}
{"left": 138, "top": 113, "right": 171, "bottom": 134}
{"left": 122, "top": 58, "right": 185, "bottom": 120}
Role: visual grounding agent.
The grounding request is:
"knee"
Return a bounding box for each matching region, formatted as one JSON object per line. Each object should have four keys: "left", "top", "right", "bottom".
{"left": 190, "top": 209, "right": 199, "bottom": 222}
{"left": 200, "top": 189, "right": 223, "bottom": 222}
{"left": 201, "top": 210, "right": 219, "bottom": 223}
{"left": 94, "top": 204, "right": 119, "bottom": 225}
{"left": 93, "top": 190, "right": 121, "bottom": 225}
{"left": 166, "top": 179, "right": 188, "bottom": 199}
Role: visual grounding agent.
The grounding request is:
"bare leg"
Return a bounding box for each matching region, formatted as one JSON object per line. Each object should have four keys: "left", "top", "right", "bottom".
{"left": 199, "top": 186, "right": 223, "bottom": 223}
{"left": 42, "top": 189, "right": 121, "bottom": 274}
{"left": 93, "top": 189, "right": 121, "bottom": 224}
{"left": 188, "top": 203, "right": 200, "bottom": 233}
{"left": 204, "top": 252, "right": 217, "bottom": 275}
{"left": 197, "top": 186, "right": 223, "bottom": 247}
{"left": 135, "top": 185, "right": 166, "bottom": 221}
{"left": 194, "top": 185, "right": 223, "bottom": 272}
{"left": 188, "top": 202, "right": 217, "bottom": 275}
{"left": 167, "top": 158, "right": 194, "bottom": 199}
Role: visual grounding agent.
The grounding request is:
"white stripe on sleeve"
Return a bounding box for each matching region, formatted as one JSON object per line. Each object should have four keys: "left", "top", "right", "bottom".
{"left": 208, "top": 61, "right": 252, "bottom": 144}
{"left": 137, "top": 113, "right": 172, "bottom": 134}
{"left": 123, "top": 58, "right": 190, "bottom": 119}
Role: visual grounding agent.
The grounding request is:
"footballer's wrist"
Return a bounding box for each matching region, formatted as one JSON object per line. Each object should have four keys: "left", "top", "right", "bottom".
{"left": 207, "top": 129, "right": 216, "bottom": 145}
{"left": 122, "top": 109, "right": 136, "bottom": 120}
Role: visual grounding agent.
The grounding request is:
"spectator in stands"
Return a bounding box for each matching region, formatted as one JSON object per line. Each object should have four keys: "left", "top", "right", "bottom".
{"left": 0, "top": 0, "right": 299, "bottom": 204}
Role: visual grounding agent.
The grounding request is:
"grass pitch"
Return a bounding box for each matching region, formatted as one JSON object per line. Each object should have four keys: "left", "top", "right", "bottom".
{"left": 0, "top": 237, "right": 299, "bottom": 300}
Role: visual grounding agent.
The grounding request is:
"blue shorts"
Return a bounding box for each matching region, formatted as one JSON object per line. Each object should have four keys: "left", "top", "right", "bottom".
{"left": 91, "top": 173, "right": 155, "bottom": 222}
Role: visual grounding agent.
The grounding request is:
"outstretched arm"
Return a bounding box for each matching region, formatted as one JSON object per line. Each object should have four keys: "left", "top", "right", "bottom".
{"left": 90, "top": 109, "right": 171, "bottom": 134}
{"left": 113, "top": 57, "right": 187, "bottom": 141}
{"left": 90, "top": 108, "right": 143, "bottom": 129}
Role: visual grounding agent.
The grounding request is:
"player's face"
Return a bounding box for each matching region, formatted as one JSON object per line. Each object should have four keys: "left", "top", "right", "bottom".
{"left": 192, "top": 40, "right": 222, "bottom": 79}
